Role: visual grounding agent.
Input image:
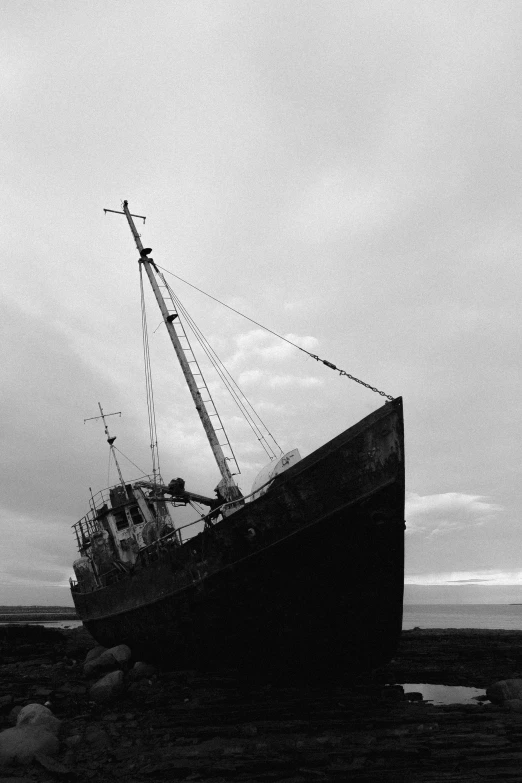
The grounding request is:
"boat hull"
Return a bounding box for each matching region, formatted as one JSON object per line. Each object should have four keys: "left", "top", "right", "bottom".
{"left": 73, "top": 397, "right": 405, "bottom": 672}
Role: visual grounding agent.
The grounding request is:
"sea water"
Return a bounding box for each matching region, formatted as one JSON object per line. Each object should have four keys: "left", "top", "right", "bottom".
{"left": 3, "top": 605, "right": 522, "bottom": 632}
{"left": 3, "top": 606, "right": 522, "bottom": 632}
{"left": 402, "top": 684, "right": 486, "bottom": 704}
{"left": 0, "top": 620, "right": 83, "bottom": 629}
{"left": 403, "top": 604, "right": 522, "bottom": 631}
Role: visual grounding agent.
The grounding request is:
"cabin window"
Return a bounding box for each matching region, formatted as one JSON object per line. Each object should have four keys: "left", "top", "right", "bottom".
{"left": 129, "top": 505, "right": 142, "bottom": 526}
{"left": 113, "top": 510, "right": 128, "bottom": 531}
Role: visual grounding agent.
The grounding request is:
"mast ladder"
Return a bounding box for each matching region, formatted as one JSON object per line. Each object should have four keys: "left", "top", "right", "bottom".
{"left": 155, "top": 273, "right": 241, "bottom": 477}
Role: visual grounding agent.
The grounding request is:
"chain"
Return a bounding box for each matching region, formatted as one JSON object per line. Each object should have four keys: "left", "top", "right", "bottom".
{"left": 309, "top": 355, "right": 394, "bottom": 401}
{"left": 155, "top": 265, "right": 394, "bottom": 402}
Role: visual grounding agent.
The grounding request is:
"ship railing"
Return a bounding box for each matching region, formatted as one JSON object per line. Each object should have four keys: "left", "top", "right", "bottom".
{"left": 72, "top": 475, "right": 278, "bottom": 590}
{"left": 137, "top": 473, "right": 276, "bottom": 557}
{"left": 84, "top": 474, "right": 158, "bottom": 515}
{"left": 73, "top": 471, "right": 272, "bottom": 546}
{"left": 72, "top": 473, "right": 160, "bottom": 545}
{"left": 134, "top": 511, "right": 207, "bottom": 568}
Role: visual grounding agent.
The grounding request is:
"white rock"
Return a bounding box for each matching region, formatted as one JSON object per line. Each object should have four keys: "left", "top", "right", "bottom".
{"left": 16, "top": 704, "right": 61, "bottom": 736}
{"left": 89, "top": 670, "right": 124, "bottom": 703}
{"left": 0, "top": 725, "right": 59, "bottom": 765}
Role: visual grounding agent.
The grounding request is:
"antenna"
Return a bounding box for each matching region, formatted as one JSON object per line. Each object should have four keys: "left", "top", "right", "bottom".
{"left": 104, "top": 207, "right": 146, "bottom": 223}
{"left": 85, "top": 403, "right": 126, "bottom": 491}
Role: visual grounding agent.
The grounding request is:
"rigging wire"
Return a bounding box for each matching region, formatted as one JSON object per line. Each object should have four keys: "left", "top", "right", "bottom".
{"left": 140, "top": 265, "right": 162, "bottom": 484}
{"left": 114, "top": 447, "right": 148, "bottom": 477}
{"left": 162, "top": 277, "right": 282, "bottom": 460}
{"left": 156, "top": 263, "right": 394, "bottom": 402}
{"left": 170, "top": 290, "right": 280, "bottom": 460}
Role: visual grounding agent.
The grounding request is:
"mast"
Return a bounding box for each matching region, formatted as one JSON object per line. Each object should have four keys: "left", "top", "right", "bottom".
{"left": 118, "top": 200, "right": 242, "bottom": 503}
{"left": 85, "top": 404, "right": 126, "bottom": 492}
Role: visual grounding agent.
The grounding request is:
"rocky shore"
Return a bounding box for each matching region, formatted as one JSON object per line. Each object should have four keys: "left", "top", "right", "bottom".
{"left": 2, "top": 626, "right": 522, "bottom": 781}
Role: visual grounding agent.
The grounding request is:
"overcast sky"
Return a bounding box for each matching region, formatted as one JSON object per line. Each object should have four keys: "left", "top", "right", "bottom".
{"left": 2, "top": 0, "right": 521, "bottom": 606}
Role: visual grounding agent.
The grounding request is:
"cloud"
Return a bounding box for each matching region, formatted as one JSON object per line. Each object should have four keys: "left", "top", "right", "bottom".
{"left": 291, "top": 168, "right": 395, "bottom": 244}
{"left": 0, "top": 573, "right": 73, "bottom": 590}
{"left": 221, "top": 330, "right": 323, "bottom": 397}
{"left": 406, "top": 570, "right": 522, "bottom": 587}
{"left": 237, "top": 368, "right": 323, "bottom": 390}
{"left": 283, "top": 300, "right": 307, "bottom": 312}
{"left": 2, "top": 1, "right": 521, "bottom": 605}
{"left": 229, "top": 329, "right": 319, "bottom": 367}
{"left": 268, "top": 375, "right": 323, "bottom": 389}
{"left": 0, "top": 506, "right": 77, "bottom": 602}
{"left": 406, "top": 492, "right": 502, "bottom": 536}
{"left": 237, "top": 369, "right": 264, "bottom": 386}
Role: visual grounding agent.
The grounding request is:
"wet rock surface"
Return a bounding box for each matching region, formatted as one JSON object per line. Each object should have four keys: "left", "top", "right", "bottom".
{"left": 3, "top": 625, "right": 522, "bottom": 780}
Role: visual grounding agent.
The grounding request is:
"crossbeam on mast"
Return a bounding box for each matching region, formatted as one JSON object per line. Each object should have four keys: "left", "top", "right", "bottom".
{"left": 85, "top": 403, "right": 127, "bottom": 491}
{"left": 104, "top": 208, "right": 146, "bottom": 223}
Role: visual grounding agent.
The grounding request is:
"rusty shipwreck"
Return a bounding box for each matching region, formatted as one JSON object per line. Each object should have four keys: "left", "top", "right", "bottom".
{"left": 70, "top": 201, "right": 405, "bottom": 671}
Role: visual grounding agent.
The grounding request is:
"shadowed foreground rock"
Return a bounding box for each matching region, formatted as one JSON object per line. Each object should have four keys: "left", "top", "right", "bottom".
{"left": 89, "top": 670, "right": 125, "bottom": 703}
{"left": 487, "top": 679, "right": 522, "bottom": 704}
{"left": 3, "top": 626, "right": 522, "bottom": 780}
{"left": 84, "top": 644, "right": 131, "bottom": 677}
{"left": 0, "top": 703, "right": 61, "bottom": 766}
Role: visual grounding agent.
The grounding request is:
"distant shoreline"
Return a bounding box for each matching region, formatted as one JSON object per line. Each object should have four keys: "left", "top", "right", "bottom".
{"left": 0, "top": 606, "right": 77, "bottom": 622}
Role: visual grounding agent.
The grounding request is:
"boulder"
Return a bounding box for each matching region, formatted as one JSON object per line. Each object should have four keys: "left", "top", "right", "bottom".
{"left": 8, "top": 706, "right": 22, "bottom": 725}
{"left": 0, "top": 726, "right": 59, "bottom": 766}
{"left": 83, "top": 658, "right": 111, "bottom": 678}
{"left": 84, "top": 644, "right": 131, "bottom": 677}
{"left": 107, "top": 644, "right": 132, "bottom": 666}
{"left": 505, "top": 698, "right": 522, "bottom": 713}
{"left": 84, "top": 645, "right": 107, "bottom": 664}
{"left": 129, "top": 661, "right": 157, "bottom": 681}
{"left": 89, "top": 670, "right": 124, "bottom": 703}
{"left": 486, "top": 678, "right": 522, "bottom": 704}
{"left": 17, "top": 704, "right": 61, "bottom": 736}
